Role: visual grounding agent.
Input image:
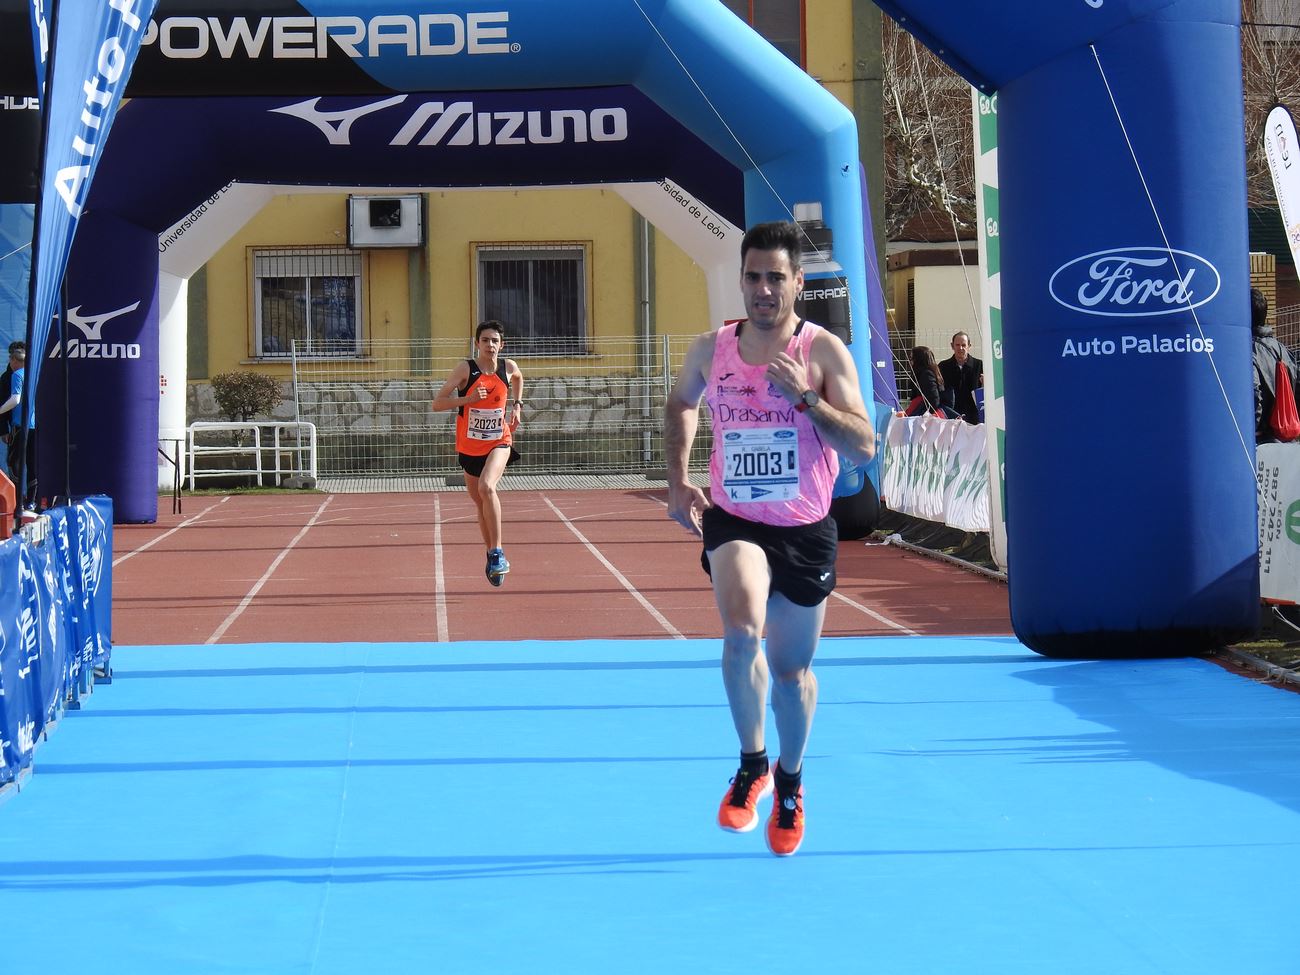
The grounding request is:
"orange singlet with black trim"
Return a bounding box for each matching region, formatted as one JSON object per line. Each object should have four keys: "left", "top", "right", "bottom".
{"left": 454, "top": 358, "right": 513, "bottom": 456}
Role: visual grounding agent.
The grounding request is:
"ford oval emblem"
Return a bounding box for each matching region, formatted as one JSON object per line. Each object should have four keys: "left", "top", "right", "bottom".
{"left": 1048, "top": 247, "right": 1220, "bottom": 318}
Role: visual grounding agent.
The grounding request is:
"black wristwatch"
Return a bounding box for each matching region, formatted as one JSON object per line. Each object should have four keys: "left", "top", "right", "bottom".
{"left": 795, "top": 389, "right": 819, "bottom": 413}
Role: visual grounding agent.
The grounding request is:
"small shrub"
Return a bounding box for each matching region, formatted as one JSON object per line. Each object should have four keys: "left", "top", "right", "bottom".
{"left": 211, "top": 372, "right": 282, "bottom": 422}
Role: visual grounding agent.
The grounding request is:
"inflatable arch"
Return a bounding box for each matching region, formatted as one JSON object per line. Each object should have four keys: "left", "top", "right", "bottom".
{"left": 14, "top": 0, "right": 876, "bottom": 521}
{"left": 1, "top": 0, "right": 1259, "bottom": 659}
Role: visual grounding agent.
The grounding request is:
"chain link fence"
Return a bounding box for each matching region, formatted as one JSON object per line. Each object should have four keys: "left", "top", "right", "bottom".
{"left": 1275, "top": 303, "right": 1300, "bottom": 352}
{"left": 289, "top": 336, "right": 713, "bottom": 479}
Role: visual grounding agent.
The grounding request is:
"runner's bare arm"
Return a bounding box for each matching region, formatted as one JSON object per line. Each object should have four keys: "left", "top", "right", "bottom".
{"left": 810, "top": 333, "right": 875, "bottom": 466}
{"left": 767, "top": 332, "right": 874, "bottom": 466}
{"left": 664, "top": 332, "right": 715, "bottom": 535}
{"left": 431, "top": 361, "right": 472, "bottom": 412}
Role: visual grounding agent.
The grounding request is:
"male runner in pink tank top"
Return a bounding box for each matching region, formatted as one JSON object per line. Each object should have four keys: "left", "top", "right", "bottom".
{"left": 664, "top": 221, "right": 875, "bottom": 856}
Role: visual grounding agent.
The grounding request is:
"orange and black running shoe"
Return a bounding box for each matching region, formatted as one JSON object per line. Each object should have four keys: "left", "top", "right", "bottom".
{"left": 765, "top": 785, "right": 805, "bottom": 857}
{"left": 717, "top": 767, "right": 773, "bottom": 833}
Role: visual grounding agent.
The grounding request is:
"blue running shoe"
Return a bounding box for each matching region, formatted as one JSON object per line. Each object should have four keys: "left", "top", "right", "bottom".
{"left": 486, "top": 548, "right": 510, "bottom": 587}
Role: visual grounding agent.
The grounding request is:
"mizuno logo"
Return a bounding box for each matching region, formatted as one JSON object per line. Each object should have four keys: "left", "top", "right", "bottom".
{"left": 270, "top": 96, "right": 407, "bottom": 146}
{"left": 273, "top": 96, "right": 629, "bottom": 148}
{"left": 48, "top": 302, "right": 143, "bottom": 360}
{"left": 67, "top": 302, "right": 141, "bottom": 342}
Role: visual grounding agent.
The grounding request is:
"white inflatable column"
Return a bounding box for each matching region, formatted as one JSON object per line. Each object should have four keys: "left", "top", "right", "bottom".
{"left": 157, "top": 271, "right": 188, "bottom": 490}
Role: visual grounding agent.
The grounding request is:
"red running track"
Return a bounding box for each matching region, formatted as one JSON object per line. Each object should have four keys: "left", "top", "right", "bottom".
{"left": 110, "top": 491, "right": 1013, "bottom": 646}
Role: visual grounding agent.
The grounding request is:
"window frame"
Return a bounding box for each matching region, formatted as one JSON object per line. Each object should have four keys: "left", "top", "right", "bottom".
{"left": 721, "top": 0, "right": 806, "bottom": 68}
{"left": 251, "top": 245, "right": 365, "bottom": 360}
{"left": 474, "top": 242, "right": 592, "bottom": 357}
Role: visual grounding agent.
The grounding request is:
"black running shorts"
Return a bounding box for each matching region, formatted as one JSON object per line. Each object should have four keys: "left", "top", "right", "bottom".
{"left": 700, "top": 505, "right": 838, "bottom": 607}
{"left": 457, "top": 444, "right": 519, "bottom": 478}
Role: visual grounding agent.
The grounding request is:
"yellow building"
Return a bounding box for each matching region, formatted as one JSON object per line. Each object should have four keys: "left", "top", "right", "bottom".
{"left": 176, "top": 1, "right": 885, "bottom": 482}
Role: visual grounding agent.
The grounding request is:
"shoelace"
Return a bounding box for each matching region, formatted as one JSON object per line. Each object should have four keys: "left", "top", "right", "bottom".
{"left": 775, "top": 792, "right": 802, "bottom": 829}
{"left": 727, "top": 769, "right": 765, "bottom": 808}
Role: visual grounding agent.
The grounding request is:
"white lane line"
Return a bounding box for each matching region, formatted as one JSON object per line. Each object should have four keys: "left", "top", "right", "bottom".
{"left": 829, "top": 590, "right": 920, "bottom": 636}
{"left": 542, "top": 494, "right": 684, "bottom": 640}
{"left": 205, "top": 495, "right": 335, "bottom": 645}
{"left": 112, "top": 496, "right": 232, "bottom": 568}
{"left": 433, "top": 495, "right": 449, "bottom": 643}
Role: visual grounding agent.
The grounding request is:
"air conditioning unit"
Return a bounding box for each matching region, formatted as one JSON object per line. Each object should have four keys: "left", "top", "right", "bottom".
{"left": 347, "top": 194, "right": 424, "bottom": 248}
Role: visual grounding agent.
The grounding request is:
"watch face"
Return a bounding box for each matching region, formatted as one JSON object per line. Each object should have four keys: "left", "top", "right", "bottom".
{"left": 801, "top": 390, "right": 818, "bottom": 407}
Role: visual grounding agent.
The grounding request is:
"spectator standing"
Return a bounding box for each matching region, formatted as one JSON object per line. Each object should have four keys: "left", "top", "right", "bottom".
{"left": 904, "top": 345, "right": 958, "bottom": 418}
{"left": 1252, "top": 287, "right": 1300, "bottom": 444}
{"left": 0, "top": 341, "right": 16, "bottom": 478}
{"left": 0, "top": 341, "right": 35, "bottom": 501}
{"left": 938, "top": 331, "right": 984, "bottom": 425}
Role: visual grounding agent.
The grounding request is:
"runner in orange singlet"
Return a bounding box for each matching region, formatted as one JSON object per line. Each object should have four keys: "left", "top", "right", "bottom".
{"left": 432, "top": 320, "right": 524, "bottom": 586}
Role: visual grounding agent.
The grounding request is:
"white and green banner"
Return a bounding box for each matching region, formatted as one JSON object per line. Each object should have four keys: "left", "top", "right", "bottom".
{"left": 1257, "top": 443, "right": 1300, "bottom": 605}
{"left": 972, "top": 88, "right": 1006, "bottom": 568}
{"left": 880, "top": 415, "right": 990, "bottom": 534}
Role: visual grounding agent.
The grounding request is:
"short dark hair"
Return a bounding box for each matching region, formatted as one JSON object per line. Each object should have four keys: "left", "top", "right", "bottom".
{"left": 1251, "top": 287, "right": 1269, "bottom": 332}
{"left": 475, "top": 320, "right": 505, "bottom": 341}
{"left": 740, "top": 221, "right": 802, "bottom": 270}
{"left": 8, "top": 340, "right": 25, "bottom": 356}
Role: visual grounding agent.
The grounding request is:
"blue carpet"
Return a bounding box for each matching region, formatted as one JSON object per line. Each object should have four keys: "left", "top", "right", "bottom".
{"left": 2, "top": 636, "right": 1298, "bottom": 974}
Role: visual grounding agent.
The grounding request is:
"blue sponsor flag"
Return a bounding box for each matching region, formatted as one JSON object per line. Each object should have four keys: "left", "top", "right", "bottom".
{"left": 23, "top": 0, "right": 157, "bottom": 436}
{"left": 29, "top": 0, "right": 49, "bottom": 95}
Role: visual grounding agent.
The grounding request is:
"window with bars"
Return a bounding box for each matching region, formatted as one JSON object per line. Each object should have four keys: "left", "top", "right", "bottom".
{"left": 477, "top": 244, "right": 588, "bottom": 356}
{"left": 721, "top": 0, "right": 804, "bottom": 67}
{"left": 253, "top": 247, "right": 363, "bottom": 357}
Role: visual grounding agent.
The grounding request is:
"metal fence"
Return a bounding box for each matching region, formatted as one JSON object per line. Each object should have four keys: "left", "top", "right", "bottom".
{"left": 290, "top": 304, "right": 1299, "bottom": 482}
{"left": 290, "top": 336, "right": 712, "bottom": 478}
{"left": 1275, "top": 303, "right": 1300, "bottom": 352}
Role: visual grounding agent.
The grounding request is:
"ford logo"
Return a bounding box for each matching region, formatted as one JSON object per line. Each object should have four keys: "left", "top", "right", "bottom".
{"left": 774, "top": 430, "right": 795, "bottom": 440}
{"left": 725, "top": 431, "right": 743, "bottom": 441}
{"left": 1048, "top": 247, "right": 1220, "bottom": 318}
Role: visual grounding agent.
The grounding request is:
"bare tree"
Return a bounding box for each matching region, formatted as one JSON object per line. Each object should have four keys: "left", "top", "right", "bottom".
{"left": 1243, "top": 0, "right": 1300, "bottom": 208}
{"left": 882, "top": 3, "right": 1298, "bottom": 232}
{"left": 880, "top": 13, "right": 976, "bottom": 242}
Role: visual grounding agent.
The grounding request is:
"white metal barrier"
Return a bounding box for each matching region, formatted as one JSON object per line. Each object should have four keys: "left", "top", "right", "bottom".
{"left": 187, "top": 421, "right": 318, "bottom": 490}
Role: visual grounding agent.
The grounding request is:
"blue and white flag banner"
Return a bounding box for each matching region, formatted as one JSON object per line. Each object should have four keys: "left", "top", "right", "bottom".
{"left": 29, "top": 0, "right": 50, "bottom": 95}
{"left": 1264, "top": 105, "right": 1300, "bottom": 277}
{"left": 0, "top": 495, "right": 112, "bottom": 787}
{"left": 24, "top": 0, "right": 156, "bottom": 431}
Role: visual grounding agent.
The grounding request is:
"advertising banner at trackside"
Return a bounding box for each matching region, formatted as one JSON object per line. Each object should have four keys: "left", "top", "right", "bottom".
{"left": 880, "top": 414, "right": 990, "bottom": 534}
{"left": 972, "top": 87, "right": 1006, "bottom": 570}
{"left": 91, "top": 89, "right": 744, "bottom": 238}
{"left": 0, "top": 496, "right": 112, "bottom": 787}
{"left": 1264, "top": 105, "right": 1300, "bottom": 276}
{"left": 24, "top": 0, "right": 157, "bottom": 437}
{"left": 1257, "top": 443, "right": 1300, "bottom": 605}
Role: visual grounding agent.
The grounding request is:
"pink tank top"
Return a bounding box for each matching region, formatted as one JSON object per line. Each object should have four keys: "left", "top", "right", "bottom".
{"left": 705, "top": 321, "right": 838, "bottom": 525}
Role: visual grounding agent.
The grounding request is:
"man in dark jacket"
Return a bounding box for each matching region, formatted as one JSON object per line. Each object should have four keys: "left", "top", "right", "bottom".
{"left": 938, "top": 330, "right": 984, "bottom": 425}
{"left": 1251, "top": 288, "right": 1300, "bottom": 444}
